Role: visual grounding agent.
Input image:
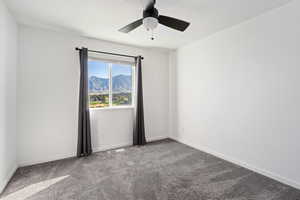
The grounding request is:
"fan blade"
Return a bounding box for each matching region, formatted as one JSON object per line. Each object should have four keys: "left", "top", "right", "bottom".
{"left": 144, "top": 0, "right": 156, "bottom": 10}
{"left": 158, "top": 15, "right": 190, "bottom": 32}
{"left": 119, "top": 19, "right": 143, "bottom": 33}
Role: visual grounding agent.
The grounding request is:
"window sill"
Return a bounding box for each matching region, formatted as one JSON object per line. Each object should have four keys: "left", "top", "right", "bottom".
{"left": 90, "top": 106, "right": 135, "bottom": 111}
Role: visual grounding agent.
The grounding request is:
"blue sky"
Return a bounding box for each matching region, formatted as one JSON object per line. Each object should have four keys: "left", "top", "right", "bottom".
{"left": 88, "top": 60, "right": 132, "bottom": 78}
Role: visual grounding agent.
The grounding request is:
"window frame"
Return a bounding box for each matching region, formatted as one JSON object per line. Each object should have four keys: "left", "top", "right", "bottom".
{"left": 88, "top": 57, "right": 136, "bottom": 110}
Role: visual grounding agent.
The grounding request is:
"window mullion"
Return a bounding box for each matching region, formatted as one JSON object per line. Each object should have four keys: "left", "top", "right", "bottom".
{"left": 132, "top": 65, "right": 135, "bottom": 107}
{"left": 109, "top": 63, "right": 113, "bottom": 107}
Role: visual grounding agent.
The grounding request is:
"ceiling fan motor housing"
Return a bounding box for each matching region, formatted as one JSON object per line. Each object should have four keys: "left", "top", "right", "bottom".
{"left": 142, "top": 8, "right": 159, "bottom": 31}
{"left": 143, "top": 8, "right": 159, "bottom": 19}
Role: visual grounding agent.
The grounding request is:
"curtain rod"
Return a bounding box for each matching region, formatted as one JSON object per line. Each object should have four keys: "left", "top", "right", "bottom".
{"left": 75, "top": 47, "right": 144, "bottom": 60}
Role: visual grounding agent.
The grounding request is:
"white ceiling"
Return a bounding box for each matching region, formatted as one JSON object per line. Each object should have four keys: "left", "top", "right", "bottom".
{"left": 5, "top": 0, "right": 292, "bottom": 49}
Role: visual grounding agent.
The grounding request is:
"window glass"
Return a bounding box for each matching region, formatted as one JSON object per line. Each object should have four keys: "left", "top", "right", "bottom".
{"left": 112, "top": 63, "right": 133, "bottom": 106}
{"left": 88, "top": 59, "right": 134, "bottom": 108}
{"left": 88, "top": 60, "right": 109, "bottom": 108}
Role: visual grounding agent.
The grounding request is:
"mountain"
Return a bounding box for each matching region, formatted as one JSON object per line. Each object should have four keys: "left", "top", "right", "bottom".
{"left": 89, "top": 75, "right": 132, "bottom": 93}
{"left": 112, "top": 75, "right": 132, "bottom": 92}
{"left": 89, "top": 76, "right": 109, "bottom": 93}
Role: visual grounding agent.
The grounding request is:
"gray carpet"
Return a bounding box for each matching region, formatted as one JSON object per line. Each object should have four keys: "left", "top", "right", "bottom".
{"left": 1, "top": 139, "right": 300, "bottom": 200}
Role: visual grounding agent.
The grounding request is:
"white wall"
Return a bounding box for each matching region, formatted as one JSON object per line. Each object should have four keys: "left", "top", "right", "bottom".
{"left": 18, "top": 26, "right": 170, "bottom": 166}
{"left": 0, "top": 0, "right": 18, "bottom": 193}
{"left": 172, "top": 1, "right": 300, "bottom": 189}
{"left": 168, "top": 51, "right": 177, "bottom": 138}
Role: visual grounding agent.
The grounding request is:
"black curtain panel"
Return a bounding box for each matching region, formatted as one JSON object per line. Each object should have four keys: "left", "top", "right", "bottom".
{"left": 133, "top": 56, "right": 147, "bottom": 145}
{"left": 77, "top": 48, "right": 92, "bottom": 157}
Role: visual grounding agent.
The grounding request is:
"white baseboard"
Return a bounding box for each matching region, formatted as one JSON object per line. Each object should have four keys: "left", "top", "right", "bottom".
{"left": 147, "top": 135, "right": 168, "bottom": 142}
{"left": 0, "top": 164, "right": 18, "bottom": 194}
{"left": 94, "top": 135, "right": 168, "bottom": 152}
{"left": 19, "top": 136, "right": 169, "bottom": 167}
{"left": 18, "top": 152, "right": 76, "bottom": 167}
{"left": 93, "top": 142, "right": 132, "bottom": 152}
{"left": 170, "top": 136, "right": 300, "bottom": 190}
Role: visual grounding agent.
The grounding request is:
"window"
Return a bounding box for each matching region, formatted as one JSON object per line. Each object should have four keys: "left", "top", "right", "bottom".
{"left": 88, "top": 58, "right": 134, "bottom": 108}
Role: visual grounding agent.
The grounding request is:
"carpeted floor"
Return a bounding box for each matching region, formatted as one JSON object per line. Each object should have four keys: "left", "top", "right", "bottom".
{"left": 1, "top": 139, "right": 300, "bottom": 200}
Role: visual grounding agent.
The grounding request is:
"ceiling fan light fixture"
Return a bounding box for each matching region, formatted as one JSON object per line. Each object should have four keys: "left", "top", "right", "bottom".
{"left": 118, "top": 0, "right": 190, "bottom": 34}
{"left": 143, "top": 17, "right": 158, "bottom": 31}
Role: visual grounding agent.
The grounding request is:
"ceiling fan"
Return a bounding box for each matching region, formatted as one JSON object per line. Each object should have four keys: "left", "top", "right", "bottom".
{"left": 119, "top": 0, "right": 190, "bottom": 38}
